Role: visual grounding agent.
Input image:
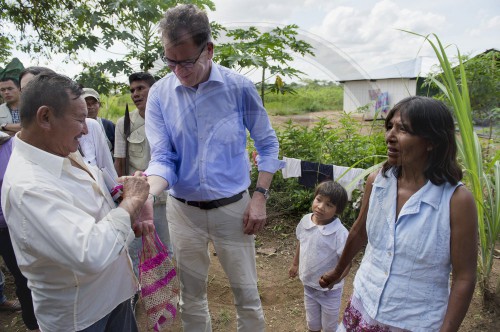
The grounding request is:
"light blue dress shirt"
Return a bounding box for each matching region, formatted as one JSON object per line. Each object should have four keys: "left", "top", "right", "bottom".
{"left": 145, "top": 62, "right": 283, "bottom": 201}
{"left": 353, "top": 171, "right": 461, "bottom": 331}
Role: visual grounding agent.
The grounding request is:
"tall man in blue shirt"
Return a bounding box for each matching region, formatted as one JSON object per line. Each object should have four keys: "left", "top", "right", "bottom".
{"left": 145, "top": 4, "right": 283, "bottom": 332}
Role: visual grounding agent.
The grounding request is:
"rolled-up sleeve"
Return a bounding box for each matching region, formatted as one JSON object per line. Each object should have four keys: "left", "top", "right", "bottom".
{"left": 243, "top": 82, "right": 285, "bottom": 173}
{"left": 144, "top": 83, "right": 179, "bottom": 188}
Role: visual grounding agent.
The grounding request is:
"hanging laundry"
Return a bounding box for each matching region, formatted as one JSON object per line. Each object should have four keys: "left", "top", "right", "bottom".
{"left": 375, "top": 92, "right": 390, "bottom": 115}
{"left": 298, "top": 161, "right": 334, "bottom": 188}
{"left": 332, "top": 165, "right": 364, "bottom": 200}
{"left": 282, "top": 156, "right": 302, "bottom": 179}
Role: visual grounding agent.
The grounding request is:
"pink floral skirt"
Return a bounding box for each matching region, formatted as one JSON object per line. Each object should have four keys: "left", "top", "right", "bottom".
{"left": 337, "top": 293, "right": 409, "bottom": 332}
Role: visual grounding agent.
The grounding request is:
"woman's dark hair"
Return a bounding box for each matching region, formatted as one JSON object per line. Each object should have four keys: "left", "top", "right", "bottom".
{"left": 382, "top": 96, "right": 462, "bottom": 185}
{"left": 314, "top": 181, "right": 348, "bottom": 216}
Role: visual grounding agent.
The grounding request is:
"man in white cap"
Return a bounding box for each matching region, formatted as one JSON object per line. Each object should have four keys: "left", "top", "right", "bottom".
{"left": 82, "top": 87, "right": 115, "bottom": 154}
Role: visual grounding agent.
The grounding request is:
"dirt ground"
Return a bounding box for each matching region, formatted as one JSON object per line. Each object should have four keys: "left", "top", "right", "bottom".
{"left": 1, "top": 110, "right": 499, "bottom": 331}
{"left": 1, "top": 229, "right": 499, "bottom": 331}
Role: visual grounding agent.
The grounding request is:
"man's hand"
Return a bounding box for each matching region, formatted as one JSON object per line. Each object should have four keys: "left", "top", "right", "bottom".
{"left": 243, "top": 193, "right": 267, "bottom": 235}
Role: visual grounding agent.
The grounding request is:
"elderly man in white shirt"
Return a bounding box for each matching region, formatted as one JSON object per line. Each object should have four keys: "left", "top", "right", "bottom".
{"left": 1, "top": 72, "right": 154, "bottom": 332}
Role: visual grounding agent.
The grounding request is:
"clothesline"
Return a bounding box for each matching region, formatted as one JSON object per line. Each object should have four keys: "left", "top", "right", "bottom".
{"left": 281, "top": 156, "right": 365, "bottom": 200}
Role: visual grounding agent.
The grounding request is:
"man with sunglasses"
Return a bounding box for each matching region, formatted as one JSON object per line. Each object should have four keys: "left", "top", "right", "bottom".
{"left": 144, "top": 4, "right": 283, "bottom": 332}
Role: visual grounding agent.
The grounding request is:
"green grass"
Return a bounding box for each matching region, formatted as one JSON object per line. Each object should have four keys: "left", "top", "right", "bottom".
{"left": 263, "top": 83, "right": 343, "bottom": 115}
{"left": 99, "top": 94, "right": 133, "bottom": 123}
{"left": 97, "top": 82, "right": 344, "bottom": 122}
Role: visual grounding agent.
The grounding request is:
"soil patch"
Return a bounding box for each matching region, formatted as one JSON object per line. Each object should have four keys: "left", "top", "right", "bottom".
{"left": 1, "top": 222, "right": 499, "bottom": 332}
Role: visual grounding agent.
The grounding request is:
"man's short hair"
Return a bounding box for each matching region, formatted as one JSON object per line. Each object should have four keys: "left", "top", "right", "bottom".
{"left": 159, "top": 4, "right": 212, "bottom": 48}
{"left": 129, "top": 72, "right": 156, "bottom": 87}
{"left": 0, "top": 77, "right": 20, "bottom": 89}
{"left": 20, "top": 73, "right": 83, "bottom": 126}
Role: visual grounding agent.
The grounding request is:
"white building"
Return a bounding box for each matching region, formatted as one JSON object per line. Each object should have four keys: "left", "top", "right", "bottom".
{"left": 339, "top": 57, "right": 436, "bottom": 120}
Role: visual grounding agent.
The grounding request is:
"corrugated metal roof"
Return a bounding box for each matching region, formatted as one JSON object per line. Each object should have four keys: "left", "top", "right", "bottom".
{"left": 339, "top": 56, "right": 438, "bottom": 82}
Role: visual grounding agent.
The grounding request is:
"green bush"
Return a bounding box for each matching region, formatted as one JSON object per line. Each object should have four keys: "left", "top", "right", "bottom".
{"left": 249, "top": 112, "right": 387, "bottom": 230}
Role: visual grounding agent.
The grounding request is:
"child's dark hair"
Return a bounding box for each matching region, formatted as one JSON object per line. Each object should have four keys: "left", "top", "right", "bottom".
{"left": 314, "top": 181, "right": 348, "bottom": 216}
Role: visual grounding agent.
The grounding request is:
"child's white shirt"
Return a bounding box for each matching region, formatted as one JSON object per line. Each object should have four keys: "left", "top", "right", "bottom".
{"left": 296, "top": 213, "right": 348, "bottom": 291}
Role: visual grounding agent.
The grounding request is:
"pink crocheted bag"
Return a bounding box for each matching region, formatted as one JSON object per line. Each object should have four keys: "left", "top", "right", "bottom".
{"left": 139, "top": 231, "right": 179, "bottom": 331}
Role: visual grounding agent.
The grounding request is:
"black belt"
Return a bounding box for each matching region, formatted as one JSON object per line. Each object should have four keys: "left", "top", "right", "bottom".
{"left": 171, "top": 191, "right": 245, "bottom": 210}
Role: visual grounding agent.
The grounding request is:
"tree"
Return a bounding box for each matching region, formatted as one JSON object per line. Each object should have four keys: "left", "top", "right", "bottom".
{"left": 424, "top": 49, "right": 499, "bottom": 125}
{"left": 1, "top": 0, "right": 215, "bottom": 75}
{"left": 458, "top": 50, "right": 499, "bottom": 125}
{"left": 214, "top": 24, "right": 314, "bottom": 105}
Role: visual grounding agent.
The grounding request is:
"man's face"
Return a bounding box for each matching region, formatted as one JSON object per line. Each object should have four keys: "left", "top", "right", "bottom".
{"left": 85, "top": 97, "right": 100, "bottom": 119}
{"left": 130, "top": 80, "right": 151, "bottom": 113}
{"left": 163, "top": 38, "right": 213, "bottom": 87}
{"left": 0, "top": 80, "right": 21, "bottom": 106}
{"left": 47, "top": 94, "right": 88, "bottom": 157}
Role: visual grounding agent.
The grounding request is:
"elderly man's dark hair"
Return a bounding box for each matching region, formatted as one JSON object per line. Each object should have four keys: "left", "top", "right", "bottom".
{"left": 19, "top": 66, "right": 56, "bottom": 83}
{"left": 159, "top": 4, "right": 212, "bottom": 48}
{"left": 20, "top": 73, "right": 83, "bottom": 126}
{"left": 129, "top": 72, "right": 156, "bottom": 87}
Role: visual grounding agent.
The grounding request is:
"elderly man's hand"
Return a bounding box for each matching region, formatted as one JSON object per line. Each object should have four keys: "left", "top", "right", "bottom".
{"left": 120, "top": 173, "right": 149, "bottom": 202}
{"left": 132, "top": 196, "right": 155, "bottom": 237}
{"left": 117, "top": 174, "right": 151, "bottom": 233}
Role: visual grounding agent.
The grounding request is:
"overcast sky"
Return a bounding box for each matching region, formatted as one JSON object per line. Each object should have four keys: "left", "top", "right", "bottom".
{"left": 208, "top": 0, "right": 500, "bottom": 81}
{"left": 11, "top": 0, "right": 499, "bottom": 83}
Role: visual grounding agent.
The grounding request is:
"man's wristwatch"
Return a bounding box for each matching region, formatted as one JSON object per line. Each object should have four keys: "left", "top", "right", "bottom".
{"left": 0, "top": 123, "right": 7, "bottom": 131}
{"left": 254, "top": 187, "right": 270, "bottom": 200}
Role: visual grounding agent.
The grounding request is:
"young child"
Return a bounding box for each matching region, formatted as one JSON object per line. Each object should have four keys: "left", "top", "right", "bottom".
{"left": 289, "top": 181, "right": 350, "bottom": 332}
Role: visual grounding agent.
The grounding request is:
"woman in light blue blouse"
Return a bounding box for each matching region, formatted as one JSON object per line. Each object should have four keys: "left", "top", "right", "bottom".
{"left": 320, "top": 96, "right": 478, "bottom": 332}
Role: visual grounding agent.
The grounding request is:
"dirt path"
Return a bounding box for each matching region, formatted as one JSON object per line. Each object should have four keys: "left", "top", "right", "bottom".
{"left": 134, "top": 227, "right": 499, "bottom": 331}
{"left": 1, "top": 222, "right": 499, "bottom": 332}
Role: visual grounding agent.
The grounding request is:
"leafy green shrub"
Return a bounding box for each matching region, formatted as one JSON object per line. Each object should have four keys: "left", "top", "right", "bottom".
{"left": 249, "top": 112, "right": 387, "bottom": 229}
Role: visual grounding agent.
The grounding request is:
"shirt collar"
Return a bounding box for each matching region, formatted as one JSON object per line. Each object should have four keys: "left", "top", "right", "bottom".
{"left": 303, "top": 213, "right": 342, "bottom": 235}
{"left": 373, "top": 170, "right": 445, "bottom": 210}
{"left": 14, "top": 133, "right": 66, "bottom": 179}
{"left": 173, "top": 61, "right": 224, "bottom": 90}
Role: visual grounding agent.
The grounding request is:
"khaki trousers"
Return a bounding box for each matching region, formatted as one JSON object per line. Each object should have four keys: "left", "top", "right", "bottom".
{"left": 167, "top": 192, "right": 265, "bottom": 332}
